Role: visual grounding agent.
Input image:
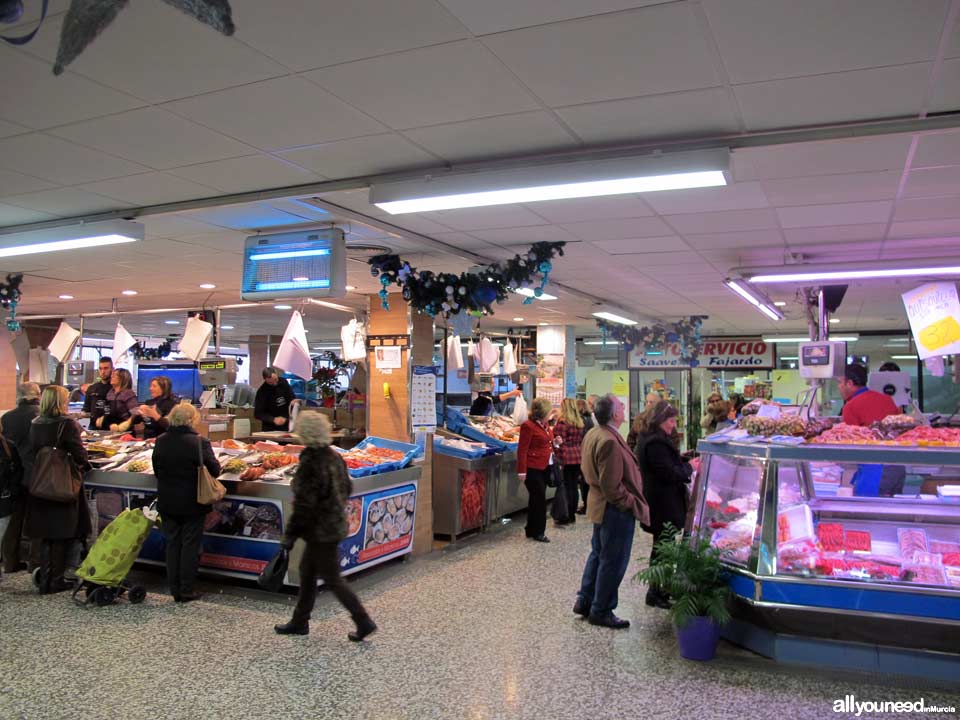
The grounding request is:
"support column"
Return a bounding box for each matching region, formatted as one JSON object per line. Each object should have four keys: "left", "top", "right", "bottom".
{"left": 366, "top": 298, "right": 412, "bottom": 442}
{"left": 249, "top": 335, "right": 270, "bottom": 389}
{"left": 0, "top": 332, "right": 18, "bottom": 409}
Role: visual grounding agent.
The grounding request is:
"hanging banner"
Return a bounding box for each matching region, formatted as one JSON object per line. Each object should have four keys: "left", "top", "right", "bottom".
{"left": 627, "top": 337, "right": 774, "bottom": 369}
{"left": 902, "top": 282, "right": 960, "bottom": 360}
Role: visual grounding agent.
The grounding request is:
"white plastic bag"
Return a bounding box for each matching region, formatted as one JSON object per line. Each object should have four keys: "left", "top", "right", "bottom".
{"left": 477, "top": 337, "right": 499, "bottom": 373}
{"left": 502, "top": 341, "right": 517, "bottom": 375}
{"left": 511, "top": 393, "right": 528, "bottom": 425}
{"left": 446, "top": 334, "right": 463, "bottom": 370}
{"left": 340, "top": 319, "right": 367, "bottom": 361}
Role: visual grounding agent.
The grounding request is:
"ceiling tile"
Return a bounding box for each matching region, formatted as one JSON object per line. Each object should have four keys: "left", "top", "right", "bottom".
{"left": 523, "top": 195, "right": 654, "bottom": 223}
{"left": 402, "top": 111, "right": 576, "bottom": 162}
{"left": 592, "top": 236, "right": 689, "bottom": 254}
{"left": 439, "top": 0, "right": 667, "bottom": 34}
{"left": 430, "top": 232, "right": 500, "bottom": 251}
{"left": 734, "top": 64, "right": 930, "bottom": 131}
{"left": 888, "top": 218, "right": 960, "bottom": 238}
{"left": 142, "top": 214, "right": 223, "bottom": 239}
{"left": 911, "top": 130, "right": 960, "bottom": 167}
{"left": 881, "top": 236, "right": 960, "bottom": 258}
{"left": 81, "top": 172, "right": 220, "bottom": 205}
{"left": 423, "top": 206, "right": 548, "bottom": 232}
{"left": 468, "top": 225, "right": 582, "bottom": 246}
{"left": 762, "top": 170, "right": 902, "bottom": 207}
{"left": 557, "top": 88, "right": 740, "bottom": 143}
{"left": 19, "top": 4, "right": 286, "bottom": 103}
{"left": 305, "top": 41, "right": 539, "bottom": 129}
{"left": 783, "top": 223, "right": 886, "bottom": 245}
{"left": 0, "top": 169, "right": 56, "bottom": 196}
{"left": 893, "top": 195, "right": 960, "bottom": 221}
{"left": 377, "top": 214, "right": 456, "bottom": 235}
{"left": 683, "top": 228, "right": 784, "bottom": 249}
{"left": 482, "top": 4, "right": 719, "bottom": 106}
{"left": 664, "top": 208, "right": 779, "bottom": 234}
{"left": 1, "top": 188, "right": 130, "bottom": 216}
{"left": 776, "top": 201, "right": 892, "bottom": 228}
{"left": 180, "top": 204, "right": 314, "bottom": 231}
{"left": 0, "top": 45, "right": 145, "bottom": 129}
{"left": 642, "top": 181, "right": 769, "bottom": 214}
{"left": 735, "top": 135, "right": 911, "bottom": 180}
{"left": 562, "top": 216, "right": 674, "bottom": 241}
{"left": 279, "top": 134, "right": 437, "bottom": 179}
{"left": 0, "top": 118, "right": 30, "bottom": 139}
{"left": 165, "top": 76, "right": 388, "bottom": 151}
{"left": 0, "top": 203, "right": 56, "bottom": 226}
{"left": 51, "top": 108, "right": 253, "bottom": 170}
{"left": 233, "top": 0, "right": 468, "bottom": 71}
{"left": 704, "top": 0, "right": 945, "bottom": 84}
{"left": 902, "top": 166, "right": 960, "bottom": 198}
{"left": 168, "top": 155, "right": 323, "bottom": 194}
{"left": 0, "top": 133, "right": 147, "bottom": 184}
{"left": 620, "top": 250, "right": 703, "bottom": 267}
{"left": 929, "top": 58, "right": 960, "bottom": 113}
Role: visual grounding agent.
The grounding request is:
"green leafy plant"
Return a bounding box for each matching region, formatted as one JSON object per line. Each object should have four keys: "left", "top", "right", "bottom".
{"left": 634, "top": 524, "right": 732, "bottom": 628}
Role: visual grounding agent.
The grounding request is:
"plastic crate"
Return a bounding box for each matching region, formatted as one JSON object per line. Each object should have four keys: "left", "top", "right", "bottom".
{"left": 433, "top": 437, "right": 494, "bottom": 460}
{"left": 444, "top": 407, "right": 468, "bottom": 433}
{"left": 459, "top": 424, "right": 517, "bottom": 452}
{"left": 342, "top": 436, "right": 422, "bottom": 478}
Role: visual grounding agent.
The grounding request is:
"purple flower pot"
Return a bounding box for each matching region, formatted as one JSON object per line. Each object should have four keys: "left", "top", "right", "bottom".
{"left": 674, "top": 617, "right": 721, "bottom": 661}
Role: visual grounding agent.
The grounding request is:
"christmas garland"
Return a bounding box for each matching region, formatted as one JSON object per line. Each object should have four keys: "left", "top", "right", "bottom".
{"left": 369, "top": 241, "right": 565, "bottom": 317}
{"left": 1, "top": 273, "right": 24, "bottom": 331}
{"left": 596, "top": 316, "right": 706, "bottom": 366}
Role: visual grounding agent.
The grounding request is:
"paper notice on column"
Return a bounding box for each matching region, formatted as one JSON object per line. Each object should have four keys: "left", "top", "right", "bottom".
{"left": 29, "top": 348, "right": 52, "bottom": 384}
{"left": 179, "top": 315, "right": 213, "bottom": 362}
{"left": 274, "top": 310, "right": 312, "bottom": 380}
{"left": 47, "top": 321, "right": 81, "bottom": 363}
{"left": 113, "top": 322, "right": 137, "bottom": 361}
{"left": 902, "top": 282, "right": 960, "bottom": 360}
{"left": 10, "top": 332, "right": 30, "bottom": 373}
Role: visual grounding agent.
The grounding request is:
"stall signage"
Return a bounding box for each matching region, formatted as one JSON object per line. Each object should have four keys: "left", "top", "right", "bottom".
{"left": 627, "top": 338, "right": 774, "bottom": 369}
{"left": 902, "top": 282, "right": 960, "bottom": 360}
{"left": 199, "top": 359, "right": 226, "bottom": 370}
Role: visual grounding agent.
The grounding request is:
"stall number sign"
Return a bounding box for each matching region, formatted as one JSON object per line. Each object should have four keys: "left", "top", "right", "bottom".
{"left": 628, "top": 338, "right": 774, "bottom": 369}
{"left": 902, "top": 282, "right": 960, "bottom": 360}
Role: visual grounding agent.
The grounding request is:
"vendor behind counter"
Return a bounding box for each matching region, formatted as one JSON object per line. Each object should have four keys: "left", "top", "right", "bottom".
{"left": 255, "top": 366, "right": 296, "bottom": 431}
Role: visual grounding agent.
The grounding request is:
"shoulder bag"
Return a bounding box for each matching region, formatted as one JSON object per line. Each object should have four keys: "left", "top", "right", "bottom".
{"left": 196, "top": 435, "right": 226, "bottom": 505}
{"left": 29, "top": 419, "right": 83, "bottom": 503}
{"left": 257, "top": 546, "right": 289, "bottom": 592}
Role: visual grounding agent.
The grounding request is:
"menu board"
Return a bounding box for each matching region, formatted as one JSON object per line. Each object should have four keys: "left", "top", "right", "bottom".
{"left": 902, "top": 282, "right": 960, "bottom": 360}
{"left": 411, "top": 365, "right": 437, "bottom": 432}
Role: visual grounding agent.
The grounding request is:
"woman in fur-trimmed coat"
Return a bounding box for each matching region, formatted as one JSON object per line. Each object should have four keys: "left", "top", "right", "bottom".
{"left": 274, "top": 411, "right": 377, "bottom": 642}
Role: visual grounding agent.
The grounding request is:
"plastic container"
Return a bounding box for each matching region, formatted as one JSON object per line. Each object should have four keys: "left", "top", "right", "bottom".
{"left": 675, "top": 617, "right": 721, "bottom": 661}
{"left": 459, "top": 424, "right": 518, "bottom": 452}
{"left": 342, "top": 436, "right": 421, "bottom": 478}
{"left": 433, "top": 437, "right": 493, "bottom": 460}
{"left": 777, "top": 504, "right": 815, "bottom": 545}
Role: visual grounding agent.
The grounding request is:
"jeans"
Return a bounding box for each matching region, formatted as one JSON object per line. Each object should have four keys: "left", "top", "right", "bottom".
{"left": 163, "top": 514, "right": 204, "bottom": 596}
{"left": 577, "top": 504, "right": 637, "bottom": 617}
{"left": 293, "top": 541, "right": 368, "bottom": 625}
{"left": 524, "top": 468, "right": 548, "bottom": 538}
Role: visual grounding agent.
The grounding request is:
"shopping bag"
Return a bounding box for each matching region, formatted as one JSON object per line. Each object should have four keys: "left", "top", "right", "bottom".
{"left": 550, "top": 467, "right": 569, "bottom": 522}
{"left": 257, "top": 546, "right": 289, "bottom": 592}
{"left": 510, "top": 394, "right": 528, "bottom": 425}
{"left": 29, "top": 421, "right": 82, "bottom": 503}
{"left": 195, "top": 437, "right": 226, "bottom": 505}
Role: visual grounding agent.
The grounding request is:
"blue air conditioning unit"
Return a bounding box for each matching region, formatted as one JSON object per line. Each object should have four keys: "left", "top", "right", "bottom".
{"left": 241, "top": 229, "right": 346, "bottom": 300}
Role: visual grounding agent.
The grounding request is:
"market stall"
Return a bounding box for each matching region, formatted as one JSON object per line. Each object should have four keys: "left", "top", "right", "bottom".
{"left": 82, "top": 435, "right": 421, "bottom": 587}
{"left": 432, "top": 437, "right": 500, "bottom": 541}
{"left": 692, "top": 434, "right": 960, "bottom": 680}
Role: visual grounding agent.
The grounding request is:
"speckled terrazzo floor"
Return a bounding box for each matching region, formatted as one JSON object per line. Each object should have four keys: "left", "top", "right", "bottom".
{"left": 2, "top": 518, "right": 958, "bottom": 720}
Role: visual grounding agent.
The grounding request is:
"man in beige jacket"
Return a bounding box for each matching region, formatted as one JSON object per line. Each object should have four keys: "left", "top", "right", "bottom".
{"left": 574, "top": 394, "right": 650, "bottom": 629}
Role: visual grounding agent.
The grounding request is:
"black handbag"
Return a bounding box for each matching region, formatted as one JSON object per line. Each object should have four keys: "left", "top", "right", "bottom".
{"left": 257, "top": 546, "right": 289, "bottom": 592}
{"left": 550, "top": 467, "right": 570, "bottom": 523}
{"left": 546, "top": 462, "right": 562, "bottom": 488}
{"left": 29, "top": 420, "right": 82, "bottom": 503}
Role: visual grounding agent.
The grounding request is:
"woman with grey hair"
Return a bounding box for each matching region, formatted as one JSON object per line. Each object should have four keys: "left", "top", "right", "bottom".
{"left": 152, "top": 403, "right": 221, "bottom": 602}
{"left": 517, "top": 397, "right": 559, "bottom": 543}
{"left": 275, "top": 410, "right": 376, "bottom": 642}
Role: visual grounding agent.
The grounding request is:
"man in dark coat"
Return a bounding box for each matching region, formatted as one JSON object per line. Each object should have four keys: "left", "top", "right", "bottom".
{"left": 254, "top": 366, "right": 297, "bottom": 432}
{"left": 1, "top": 382, "right": 40, "bottom": 573}
{"left": 635, "top": 400, "right": 693, "bottom": 609}
{"left": 82, "top": 356, "right": 114, "bottom": 428}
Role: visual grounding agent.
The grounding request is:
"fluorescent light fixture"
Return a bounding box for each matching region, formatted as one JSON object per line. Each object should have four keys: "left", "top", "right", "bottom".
{"left": 891, "top": 355, "right": 918, "bottom": 360}
{"left": 274, "top": 304, "right": 293, "bottom": 310}
{"left": 592, "top": 305, "right": 638, "bottom": 326}
{"left": 199, "top": 283, "right": 216, "bottom": 289}
{"left": 512, "top": 317, "right": 525, "bottom": 322}
{"left": 738, "top": 257, "right": 960, "bottom": 283}
{"left": 773, "top": 301, "right": 787, "bottom": 307}
{"left": 829, "top": 318, "right": 840, "bottom": 324}
{"left": 582, "top": 340, "right": 610, "bottom": 345}
{"left": 370, "top": 149, "right": 729, "bottom": 213}
{"left": 763, "top": 335, "right": 859, "bottom": 343}
{"left": 58, "top": 294, "right": 74, "bottom": 300}
{"left": 723, "top": 279, "right": 783, "bottom": 321}
{"left": 345, "top": 285, "right": 356, "bottom": 291}
{"left": 221, "top": 325, "right": 235, "bottom": 330}
{"left": 292, "top": 276, "right": 309, "bottom": 282}
{"left": 122, "top": 290, "right": 138, "bottom": 296}
{"left": 646, "top": 351, "right": 663, "bottom": 356}
{"left": 249, "top": 248, "right": 330, "bottom": 261}
{"left": 164, "top": 320, "right": 180, "bottom": 325}
{"left": 539, "top": 322, "right": 549, "bottom": 326}
{"left": 257, "top": 279, "right": 331, "bottom": 291}
{"left": 0, "top": 219, "right": 144, "bottom": 258}
{"left": 514, "top": 288, "right": 557, "bottom": 301}
{"left": 780, "top": 356, "right": 799, "bottom": 361}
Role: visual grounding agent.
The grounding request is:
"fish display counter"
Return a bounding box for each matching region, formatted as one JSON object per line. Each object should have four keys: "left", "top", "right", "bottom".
{"left": 82, "top": 437, "right": 421, "bottom": 587}
{"left": 692, "top": 439, "right": 960, "bottom": 681}
{"left": 432, "top": 436, "right": 500, "bottom": 541}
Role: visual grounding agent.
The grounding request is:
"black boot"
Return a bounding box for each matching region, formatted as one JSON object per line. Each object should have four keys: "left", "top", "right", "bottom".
{"left": 348, "top": 615, "right": 377, "bottom": 642}
{"left": 275, "top": 620, "right": 309, "bottom": 635}
{"left": 645, "top": 589, "right": 671, "bottom": 609}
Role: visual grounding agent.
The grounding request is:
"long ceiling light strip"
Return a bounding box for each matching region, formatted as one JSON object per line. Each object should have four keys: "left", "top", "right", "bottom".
{"left": 592, "top": 309, "right": 638, "bottom": 326}
{"left": 763, "top": 335, "right": 859, "bottom": 343}
{"left": 723, "top": 279, "right": 783, "bottom": 321}
{"left": 0, "top": 219, "right": 144, "bottom": 258}
{"left": 736, "top": 257, "right": 960, "bottom": 284}
{"left": 371, "top": 148, "right": 729, "bottom": 214}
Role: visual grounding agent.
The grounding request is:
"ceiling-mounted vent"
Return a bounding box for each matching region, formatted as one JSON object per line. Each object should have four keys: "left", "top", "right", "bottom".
{"left": 345, "top": 243, "right": 391, "bottom": 260}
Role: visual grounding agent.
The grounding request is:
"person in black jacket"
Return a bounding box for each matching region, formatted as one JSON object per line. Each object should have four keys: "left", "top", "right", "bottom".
{"left": 152, "top": 403, "right": 221, "bottom": 602}
{"left": 82, "top": 356, "right": 113, "bottom": 427}
{"left": 1, "top": 382, "right": 40, "bottom": 573}
{"left": 254, "top": 367, "right": 296, "bottom": 431}
{"left": 135, "top": 376, "right": 179, "bottom": 439}
{"left": 635, "top": 400, "right": 692, "bottom": 609}
{"left": 274, "top": 410, "right": 377, "bottom": 642}
{"left": 25, "top": 386, "right": 92, "bottom": 594}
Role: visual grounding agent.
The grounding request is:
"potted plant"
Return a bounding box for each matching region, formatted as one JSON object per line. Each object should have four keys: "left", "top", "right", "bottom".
{"left": 634, "top": 524, "right": 731, "bottom": 661}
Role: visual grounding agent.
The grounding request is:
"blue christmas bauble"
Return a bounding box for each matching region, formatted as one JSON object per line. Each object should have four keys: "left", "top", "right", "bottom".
{"left": 689, "top": 359, "right": 699, "bottom": 368}
{"left": 370, "top": 267, "right": 380, "bottom": 277}
{"left": 666, "top": 332, "right": 678, "bottom": 342}
{"left": 538, "top": 261, "right": 551, "bottom": 273}
{"left": 534, "top": 287, "right": 543, "bottom": 297}
{"left": 381, "top": 275, "right": 391, "bottom": 286}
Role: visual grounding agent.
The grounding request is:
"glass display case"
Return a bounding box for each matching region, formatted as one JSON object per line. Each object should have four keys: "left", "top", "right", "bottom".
{"left": 691, "top": 440, "right": 960, "bottom": 666}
